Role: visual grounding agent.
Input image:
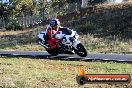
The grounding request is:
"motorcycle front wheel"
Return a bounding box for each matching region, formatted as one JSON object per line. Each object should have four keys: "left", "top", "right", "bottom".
{"left": 74, "top": 43, "right": 87, "bottom": 57}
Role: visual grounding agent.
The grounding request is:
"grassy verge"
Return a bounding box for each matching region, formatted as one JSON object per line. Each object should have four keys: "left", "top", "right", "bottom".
{"left": 0, "top": 27, "right": 45, "bottom": 51}
{"left": 0, "top": 57, "right": 132, "bottom": 88}
{"left": 0, "top": 27, "right": 131, "bottom": 54}
{"left": 79, "top": 34, "right": 132, "bottom": 54}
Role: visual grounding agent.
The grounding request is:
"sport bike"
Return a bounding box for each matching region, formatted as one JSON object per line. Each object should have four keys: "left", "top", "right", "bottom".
{"left": 38, "top": 28, "right": 87, "bottom": 57}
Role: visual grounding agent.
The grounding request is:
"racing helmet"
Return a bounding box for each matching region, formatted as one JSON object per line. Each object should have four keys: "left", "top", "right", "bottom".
{"left": 49, "top": 18, "right": 60, "bottom": 29}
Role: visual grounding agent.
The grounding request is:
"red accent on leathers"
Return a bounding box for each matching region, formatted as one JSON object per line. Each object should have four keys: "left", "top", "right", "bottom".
{"left": 47, "top": 27, "right": 59, "bottom": 49}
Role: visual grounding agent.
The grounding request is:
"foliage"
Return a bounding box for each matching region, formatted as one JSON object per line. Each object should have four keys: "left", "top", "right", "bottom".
{"left": 89, "top": 0, "right": 108, "bottom": 5}
{"left": 51, "top": 0, "right": 67, "bottom": 7}
{"left": 6, "top": 18, "right": 23, "bottom": 31}
{"left": 0, "top": 2, "right": 10, "bottom": 18}
{"left": 12, "top": 0, "right": 34, "bottom": 16}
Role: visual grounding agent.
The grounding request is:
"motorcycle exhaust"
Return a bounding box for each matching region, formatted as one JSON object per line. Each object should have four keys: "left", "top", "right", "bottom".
{"left": 38, "top": 42, "right": 49, "bottom": 49}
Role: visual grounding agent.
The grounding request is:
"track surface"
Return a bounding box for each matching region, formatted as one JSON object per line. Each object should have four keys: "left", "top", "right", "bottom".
{"left": 0, "top": 51, "right": 132, "bottom": 63}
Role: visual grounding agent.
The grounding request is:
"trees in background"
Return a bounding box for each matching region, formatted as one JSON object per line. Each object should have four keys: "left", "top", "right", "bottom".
{"left": 0, "top": 0, "right": 114, "bottom": 21}
{"left": 10, "top": 0, "right": 34, "bottom": 17}
{"left": 0, "top": 0, "right": 109, "bottom": 30}
{"left": 0, "top": 1, "right": 11, "bottom": 28}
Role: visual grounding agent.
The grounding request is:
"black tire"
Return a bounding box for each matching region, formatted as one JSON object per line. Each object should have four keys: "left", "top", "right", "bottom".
{"left": 74, "top": 43, "right": 87, "bottom": 57}
{"left": 46, "top": 48, "right": 58, "bottom": 56}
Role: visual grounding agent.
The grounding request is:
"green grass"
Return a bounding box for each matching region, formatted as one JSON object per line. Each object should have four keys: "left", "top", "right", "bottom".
{"left": 0, "top": 57, "right": 132, "bottom": 88}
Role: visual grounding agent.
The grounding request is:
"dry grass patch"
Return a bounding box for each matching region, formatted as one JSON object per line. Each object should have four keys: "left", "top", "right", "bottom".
{"left": 0, "top": 26, "right": 45, "bottom": 51}
{"left": 80, "top": 34, "right": 132, "bottom": 54}
{"left": 0, "top": 57, "right": 132, "bottom": 87}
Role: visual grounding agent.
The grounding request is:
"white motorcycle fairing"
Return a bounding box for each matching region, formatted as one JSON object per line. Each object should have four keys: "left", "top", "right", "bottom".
{"left": 55, "top": 29, "right": 80, "bottom": 48}
{"left": 38, "top": 32, "right": 46, "bottom": 41}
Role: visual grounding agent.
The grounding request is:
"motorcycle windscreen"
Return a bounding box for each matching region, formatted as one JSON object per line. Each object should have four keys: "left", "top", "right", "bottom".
{"left": 61, "top": 28, "right": 72, "bottom": 35}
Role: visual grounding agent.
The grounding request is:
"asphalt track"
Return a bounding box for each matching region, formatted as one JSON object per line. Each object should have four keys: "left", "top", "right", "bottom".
{"left": 0, "top": 51, "right": 132, "bottom": 63}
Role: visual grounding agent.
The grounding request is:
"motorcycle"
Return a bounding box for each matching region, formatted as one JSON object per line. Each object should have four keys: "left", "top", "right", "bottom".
{"left": 38, "top": 28, "right": 87, "bottom": 57}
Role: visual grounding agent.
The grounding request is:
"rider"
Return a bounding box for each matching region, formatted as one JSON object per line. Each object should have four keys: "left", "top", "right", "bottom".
{"left": 46, "top": 18, "right": 61, "bottom": 49}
